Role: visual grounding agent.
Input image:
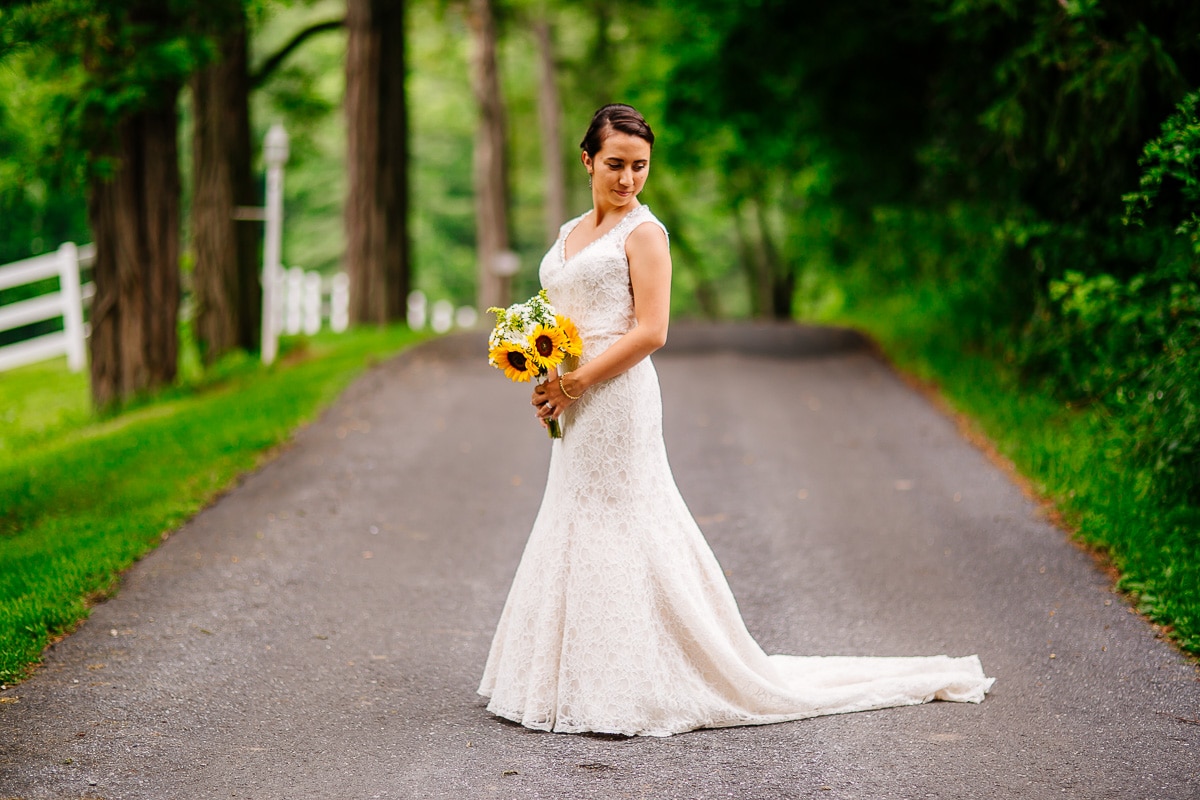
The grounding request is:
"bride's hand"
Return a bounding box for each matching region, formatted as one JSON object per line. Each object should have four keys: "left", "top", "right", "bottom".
{"left": 531, "top": 378, "right": 579, "bottom": 426}
{"left": 530, "top": 383, "right": 554, "bottom": 427}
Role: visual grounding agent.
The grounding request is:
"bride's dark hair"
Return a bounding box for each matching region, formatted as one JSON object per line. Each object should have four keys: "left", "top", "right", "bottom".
{"left": 580, "top": 104, "right": 655, "bottom": 158}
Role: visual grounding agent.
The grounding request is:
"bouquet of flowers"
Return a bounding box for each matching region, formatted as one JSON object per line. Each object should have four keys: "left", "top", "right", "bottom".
{"left": 487, "top": 290, "right": 582, "bottom": 439}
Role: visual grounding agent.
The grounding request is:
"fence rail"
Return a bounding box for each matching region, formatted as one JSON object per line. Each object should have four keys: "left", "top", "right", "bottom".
{"left": 1, "top": 236, "right": 476, "bottom": 381}
{"left": 0, "top": 242, "right": 358, "bottom": 378}
{"left": 0, "top": 242, "right": 94, "bottom": 373}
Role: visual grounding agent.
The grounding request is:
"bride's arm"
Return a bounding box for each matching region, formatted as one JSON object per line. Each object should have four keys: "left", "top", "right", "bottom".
{"left": 535, "top": 221, "right": 671, "bottom": 419}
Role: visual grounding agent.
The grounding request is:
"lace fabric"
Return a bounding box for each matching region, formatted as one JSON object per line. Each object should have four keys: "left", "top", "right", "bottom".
{"left": 477, "top": 204, "right": 994, "bottom": 737}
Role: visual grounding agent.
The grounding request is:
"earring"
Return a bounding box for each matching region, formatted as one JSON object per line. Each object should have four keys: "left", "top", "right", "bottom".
{"left": 588, "top": 175, "right": 592, "bottom": 188}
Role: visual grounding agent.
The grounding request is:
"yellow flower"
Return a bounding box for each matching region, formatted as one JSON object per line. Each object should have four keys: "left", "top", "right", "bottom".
{"left": 556, "top": 315, "right": 583, "bottom": 356}
{"left": 489, "top": 342, "right": 539, "bottom": 382}
{"left": 529, "top": 324, "right": 568, "bottom": 371}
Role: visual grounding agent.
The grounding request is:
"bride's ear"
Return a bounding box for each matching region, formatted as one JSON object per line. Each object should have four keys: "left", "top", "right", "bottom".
{"left": 581, "top": 151, "right": 592, "bottom": 174}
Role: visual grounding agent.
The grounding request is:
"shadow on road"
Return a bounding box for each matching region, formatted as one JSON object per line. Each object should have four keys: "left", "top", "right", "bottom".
{"left": 410, "top": 321, "right": 869, "bottom": 364}
{"left": 661, "top": 321, "right": 868, "bottom": 358}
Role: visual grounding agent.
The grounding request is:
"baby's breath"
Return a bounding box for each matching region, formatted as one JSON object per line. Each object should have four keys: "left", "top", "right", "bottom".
{"left": 487, "top": 291, "right": 559, "bottom": 351}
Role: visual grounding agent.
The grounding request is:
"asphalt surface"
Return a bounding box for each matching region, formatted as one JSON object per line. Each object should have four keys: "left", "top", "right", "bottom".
{"left": 1, "top": 323, "right": 1196, "bottom": 800}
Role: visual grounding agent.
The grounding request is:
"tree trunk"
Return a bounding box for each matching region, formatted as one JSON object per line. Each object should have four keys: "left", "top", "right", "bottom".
{"left": 533, "top": 18, "right": 567, "bottom": 246}
{"left": 735, "top": 195, "right": 793, "bottom": 320}
{"left": 191, "top": 16, "right": 260, "bottom": 363}
{"left": 754, "top": 198, "right": 793, "bottom": 319}
{"left": 88, "top": 101, "right": 182, "bottom": 409}
{"left": 467, "top": 0, "right": 511, "bottom": 312}
{"left": 345, "top": 0, "right": 410, "bottom": 325}
{"left": 734, "top": 201, "right": 771, "bottom": 319}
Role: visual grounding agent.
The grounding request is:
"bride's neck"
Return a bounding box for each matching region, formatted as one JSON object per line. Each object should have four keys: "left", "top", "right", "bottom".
{"left": 591, "top": 201, "right": 641, "bottom": 226}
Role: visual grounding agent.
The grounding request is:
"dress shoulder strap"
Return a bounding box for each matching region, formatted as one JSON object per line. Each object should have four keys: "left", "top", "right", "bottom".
{"left": 615, "top": 205, "right": 669, "bottom": 250}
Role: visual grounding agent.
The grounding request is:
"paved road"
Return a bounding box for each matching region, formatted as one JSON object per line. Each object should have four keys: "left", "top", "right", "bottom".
{"left": 1, "top": 325, "right": 1196, "bottom": 799}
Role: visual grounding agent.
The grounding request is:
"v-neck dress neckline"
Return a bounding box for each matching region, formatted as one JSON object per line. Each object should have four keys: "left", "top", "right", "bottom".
{"left": 560, "top": 205, "right": 645, "bottom": 265}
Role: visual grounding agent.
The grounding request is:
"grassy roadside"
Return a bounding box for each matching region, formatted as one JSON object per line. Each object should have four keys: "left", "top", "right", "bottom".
{"left": 823, "top": 295, "right": 1199, "bottom": 659}
{"left": 0, "top": 325, "right": 426, "bottom": 684}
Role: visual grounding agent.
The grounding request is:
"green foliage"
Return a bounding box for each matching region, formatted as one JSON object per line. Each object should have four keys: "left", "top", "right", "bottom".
{"left": 0, "top": 0, "right": 244, "bottom": 265}
{"left": 250, "top": 0, "right": 348, "bottom": 276}
{"left": 0, "top": 325, "right": 424, "bottom": 684}
{"left": 0, "top": 44, "right": 88, "bottom": 263}
{"left": 1022, "top": 258, "right": 1199, "bottom": 503}
{"left": 1125, "top": 89, "right": 1200, "bottom": 243}
{"left": 1012, "top": 87, "right": 1200, "bottom": 509}
{"left": 3, "top": 1, "right": 239, "bottom": 148}
{"left": 408, "top": 2, "right": 476, "bottom": 302}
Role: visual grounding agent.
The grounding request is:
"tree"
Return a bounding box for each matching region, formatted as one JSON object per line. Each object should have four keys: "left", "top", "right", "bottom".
{"left": 345, "top": 0, "right": 410, "bottom": 325}
{"left": 74, "top": 2, "right": 216, "bottom": 408}
{"left": 191, "top": 10, "right": 345, "bottom": 362}
{"left": 467, "top": 0, "right": 512, "bottom": 311}
{"left": 2, "top": 1, "right": 222, "bottom": 407}
{"left": 191, "top": 6, "right": 259, "bottom": 363}
{"left": 87, "top": 100, "right": 183, "bottom": 408}
{"left": 84, "top": 8, "right": 197, "bottom": 407}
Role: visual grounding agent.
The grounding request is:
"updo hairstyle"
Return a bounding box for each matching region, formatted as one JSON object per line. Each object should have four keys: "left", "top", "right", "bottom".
{"left": 579, "top": 104, "right": 655, "bottom": 158}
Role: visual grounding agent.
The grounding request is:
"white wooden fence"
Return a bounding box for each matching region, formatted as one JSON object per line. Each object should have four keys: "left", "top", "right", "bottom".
{"left": 0, "top": 242, "right": 94, "bottom": 373}
{"left": 0, "top": 244, "right": 352, "bottom": 376}
{"left": 272, "top": 267, "right": 350, "bottom": 337}
{"left": 406, "top": 290, "right": 478, "bottom": 333}
{"left": 0, "top": 129, "right": 487, "bottom": 379}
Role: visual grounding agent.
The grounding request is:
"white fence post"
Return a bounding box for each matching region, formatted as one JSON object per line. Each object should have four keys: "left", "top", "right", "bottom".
{"left": 271, "top": 269, "right": 286, "bottom": 337}
{"left": 431, "top": 299, "right": 454, "bottom": 333}
{"left": 303, "top": 271, "right": 322, "bottom": 335}
{"left": 330, "top": 273, "right": 350, "bottom": 333}
{"left": 277, "top": 267, "right": 351, "bottom": 338}
{"left": 57, "top": 242, "right": 86, "bottom": 372}
{"left": 455, "top": 305, "right": 479, "bottom": 329}
{"left": 407, "top": 290, "right": 427, "bottom": 330}
{"left": 260, "top": 123, "right": 289, "bottom": 365}
{"left": 285, "top": 266, "right": 304, "bottom": 335}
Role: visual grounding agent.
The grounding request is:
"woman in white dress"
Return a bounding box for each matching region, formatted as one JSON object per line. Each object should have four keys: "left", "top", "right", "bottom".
{"left": 478, "top": 104, "right": 993, "bottom": 737}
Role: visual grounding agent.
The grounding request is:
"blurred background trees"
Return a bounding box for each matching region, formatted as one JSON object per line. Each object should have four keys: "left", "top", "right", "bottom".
{"left": 2, "top": 1, "right": 219, "bottom": 406}
{"left": 1, "top": 0, "right": 1198, "bottom": 502}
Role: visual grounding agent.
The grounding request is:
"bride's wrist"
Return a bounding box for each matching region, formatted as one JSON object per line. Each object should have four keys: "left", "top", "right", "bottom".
{"left": 559, "top": 373, "right": 585, "bottom": 399}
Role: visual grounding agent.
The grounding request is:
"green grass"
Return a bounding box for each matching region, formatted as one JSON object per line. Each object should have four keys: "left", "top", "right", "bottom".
{"left": 0, "top": 357, "right": 91, "bottom": 456}
{"left": 0, "top": 325, "right": 426, "bottom": 683}
{"left": 823, "top": 293, "right": 1199, "bottom": 658}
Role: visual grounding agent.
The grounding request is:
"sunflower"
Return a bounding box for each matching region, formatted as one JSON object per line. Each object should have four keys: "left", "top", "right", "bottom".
{"left": 529, "top": 324, "right": 568, "bottom": 371}
{"left": 556, "top": 315, "right": 583, "bottom": 356}
{"left": 489, "top": 342, "right": 540, "bottom": 382}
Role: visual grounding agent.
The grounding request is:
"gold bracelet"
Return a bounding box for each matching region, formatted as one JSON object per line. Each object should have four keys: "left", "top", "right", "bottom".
{"left": 559, "top": 375, "right": 582, "bottom": 400}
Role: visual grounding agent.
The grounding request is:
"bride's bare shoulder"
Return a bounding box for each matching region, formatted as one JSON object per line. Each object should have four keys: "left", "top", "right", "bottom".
{"left": 625, "top": 216, "right": 670, "bottom": 259}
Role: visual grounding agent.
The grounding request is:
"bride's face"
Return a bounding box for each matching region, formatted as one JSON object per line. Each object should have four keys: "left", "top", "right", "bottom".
{"left": 584, "top": 132, "right": 651, "bottom": 209}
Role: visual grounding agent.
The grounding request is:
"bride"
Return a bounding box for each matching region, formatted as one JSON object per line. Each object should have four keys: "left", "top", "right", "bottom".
{"left": 477, "top": 104, "right": 993, "bottom": 737}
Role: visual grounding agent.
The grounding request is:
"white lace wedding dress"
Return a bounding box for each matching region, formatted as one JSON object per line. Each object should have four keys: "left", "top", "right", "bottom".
{"left": 478, "top": 204, "right": 994, "bottom": 737}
